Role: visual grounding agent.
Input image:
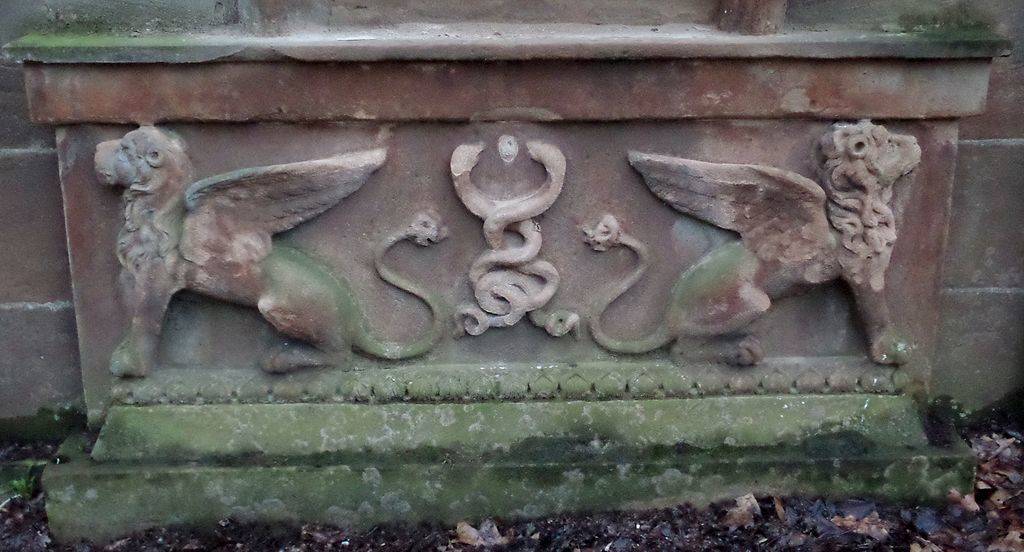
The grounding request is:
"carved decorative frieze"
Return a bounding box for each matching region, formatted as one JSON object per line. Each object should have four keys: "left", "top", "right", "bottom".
{"left": 451, "top": 135, "right": 579, "bottom": 337}
{"left": 607, "top": 120, "right": 921, "bottom": 366}
{"left": 95, "top": 126, "right": 449, "bottom": 377}
{"left": 110, "top": 358, "right": 904, "bottom": 407}
{"left": 97, "top": 122, "right": 922, "bottom": 380}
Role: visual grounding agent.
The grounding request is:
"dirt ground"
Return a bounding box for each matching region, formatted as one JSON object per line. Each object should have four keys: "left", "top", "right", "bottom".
{"left": 3, "top": 412, "right": 1024, "bottom": 552}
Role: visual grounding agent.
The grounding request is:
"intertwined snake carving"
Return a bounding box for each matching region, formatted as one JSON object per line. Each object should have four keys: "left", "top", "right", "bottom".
{"left": 451, "top": 136, "right": 579, "bottom": 337}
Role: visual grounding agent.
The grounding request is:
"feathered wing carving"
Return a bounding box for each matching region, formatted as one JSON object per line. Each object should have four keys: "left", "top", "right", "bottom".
{"left": 180, "top": 148, "right": 386, "bottom": 265}
{"left": 627, "top": 152, "right": 832, "bottom": 268}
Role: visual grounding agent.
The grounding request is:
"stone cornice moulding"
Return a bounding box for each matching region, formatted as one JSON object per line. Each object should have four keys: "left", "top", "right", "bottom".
{"left": 14, "top": 59, "right": 996, "bottom": 123}
{"left": 3, "top": 26, "right": 1009, "bottom": 64}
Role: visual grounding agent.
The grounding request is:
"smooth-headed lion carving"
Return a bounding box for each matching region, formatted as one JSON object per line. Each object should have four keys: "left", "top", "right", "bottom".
{"left": 586, "top": 120, "right": 921, "bottom": 366}
{"left": 95, "top": 126, "right": 449, "bottom": 377}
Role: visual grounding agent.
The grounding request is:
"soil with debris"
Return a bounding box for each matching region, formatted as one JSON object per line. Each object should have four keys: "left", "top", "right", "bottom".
{"left": 0, "top": 441, "right": 59, "bottom": 464}
{"left": 3, "top": 427, "right": 1024, "bottom": 551}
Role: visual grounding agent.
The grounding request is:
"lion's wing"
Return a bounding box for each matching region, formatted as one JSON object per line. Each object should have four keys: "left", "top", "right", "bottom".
{"left": 629, "top": 152, "right": 831, "bottom": 265}
{"left": 180, "top": 148, "right": 386, "bottom": 266}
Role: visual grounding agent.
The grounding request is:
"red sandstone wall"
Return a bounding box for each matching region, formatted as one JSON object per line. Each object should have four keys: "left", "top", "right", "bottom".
{"left": 0, "top": 61, "right": 80, "bottom": 422}
{"left": 935, "top": 5, "right": 1024, "bottom": 407}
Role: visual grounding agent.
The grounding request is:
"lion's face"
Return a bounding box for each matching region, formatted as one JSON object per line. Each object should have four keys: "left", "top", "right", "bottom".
{"left": 842, "top": 122, "right": 921, "bottom": 186}
{"left": 819, "top": 121, "right": 921, "bottom": 194}
{"left": 95, "top": 126, "right": 187, "bottom": 192}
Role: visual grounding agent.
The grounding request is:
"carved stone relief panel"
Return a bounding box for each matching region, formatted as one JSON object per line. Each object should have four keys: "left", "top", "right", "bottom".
{"left": 61, "top": 119, "right": 950, "bottom": 417}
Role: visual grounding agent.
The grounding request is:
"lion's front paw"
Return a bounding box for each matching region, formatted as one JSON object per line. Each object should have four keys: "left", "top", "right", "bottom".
{"left": 109, "top": 338, "right": 149, "bottom": 378}
{"left": 870, "top": 331, "right": 911, "bottom": 365}
{"left": 730, "top": 336, "right": 764, "bottom": 367}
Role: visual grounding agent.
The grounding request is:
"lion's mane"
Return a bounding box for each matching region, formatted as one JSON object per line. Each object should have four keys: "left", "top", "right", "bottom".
{"left": 114, "top": 130, "right": 190, "bottom": 276}
{"left": 816, "top": 121, "right": 901, "bottom": 291}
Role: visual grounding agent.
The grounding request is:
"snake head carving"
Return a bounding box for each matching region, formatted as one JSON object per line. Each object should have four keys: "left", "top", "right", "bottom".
{"left": 407, "top": 211, "right": 449, "bottom": 246}
{"left": 582, "top": 214, "right": 624, "bottom": 252}
{"left": 543, "top": 309, "right": 581, "bottom": 338}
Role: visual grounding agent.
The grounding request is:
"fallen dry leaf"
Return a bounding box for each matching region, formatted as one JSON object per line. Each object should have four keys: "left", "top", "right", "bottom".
{"left": 724, "top": 493, "right": 761, "bottom": 530}
{"left": 830, "top": 511, "right": 890, "bottom": 542}
{"left": 784, "top": 532, "right": 808, "bottom": 546}
{"left": 911, "top": 537, "right": 943, "bottom": 552}
{"left": 301, "top": 524, "right": 347, "bottom": 546}
{"left": 103, "top": 537, "right": 132, "bottom": 551}
{"left": 990, "top": 489, "right": 1016, "bottom": 509}
{"left": 773, "top": 496, "right": 786, "bottom": 522}
{"left": 456, "top": 519, "right": 508, "bottom": 547}
{"left": 989, "top": 530, "right": 1024, "bottom": 552}
{"left": 949, "top": 488, "right": 982, "bottom": 513}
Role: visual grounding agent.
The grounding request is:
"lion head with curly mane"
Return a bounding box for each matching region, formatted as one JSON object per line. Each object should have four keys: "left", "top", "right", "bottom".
{"left": 816, "top": 120, "right": 921, "bottom": 291}
{"left": 94, "top": 126, "right": 193, "bottom": 273}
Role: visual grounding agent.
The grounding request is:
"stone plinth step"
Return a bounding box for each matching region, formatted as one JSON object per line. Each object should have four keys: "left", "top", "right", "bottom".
{"left": 43, "top": 394, "right": 973, "bottom": 542}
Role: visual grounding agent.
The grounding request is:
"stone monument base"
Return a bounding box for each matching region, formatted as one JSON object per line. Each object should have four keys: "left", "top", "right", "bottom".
{"left": 43, "top": 395, "right": 972, "bottom": 542}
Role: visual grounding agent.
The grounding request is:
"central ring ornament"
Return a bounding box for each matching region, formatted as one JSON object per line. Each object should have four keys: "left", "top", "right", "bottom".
{"left": 450, "top": 135, "right": 578, "bottom": 337}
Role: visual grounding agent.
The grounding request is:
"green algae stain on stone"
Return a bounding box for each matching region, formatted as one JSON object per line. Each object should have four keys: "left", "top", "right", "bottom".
{"left": 44, "top": 426, "right": 975, "bottom": 544}
{"left": 89, "top": 395, "right": 929, "bottom": 464}
{"left": 895, "top": 3, "right": 993, "bottom": 34}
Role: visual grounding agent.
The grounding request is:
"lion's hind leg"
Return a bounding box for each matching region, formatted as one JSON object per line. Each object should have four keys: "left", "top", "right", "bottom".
{"left": 255, "top": 250, "right": 354, "bottom": 374}
{"left": 671, "top": 278, "right": 771, "bottom": 367}
{"left": 257, "top": 288, "right": 353, "bottom": 374}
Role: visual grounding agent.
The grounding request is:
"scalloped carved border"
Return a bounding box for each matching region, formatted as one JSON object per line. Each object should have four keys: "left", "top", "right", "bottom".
{"left": 111, "top": 358, "right": 904, "bottom": 406}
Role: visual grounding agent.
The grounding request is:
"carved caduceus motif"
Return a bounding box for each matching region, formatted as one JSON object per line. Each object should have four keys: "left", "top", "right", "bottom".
{"left": 451, "top": 135, "right": 579, "bottom": 338}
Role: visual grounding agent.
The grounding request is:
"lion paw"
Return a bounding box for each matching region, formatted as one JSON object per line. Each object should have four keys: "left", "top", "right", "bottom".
{"left": 261, "top": 343, "right": 349, "bottom": 374}
{"left": 109, "top": 338, "right": 149, "bottom": 378}
{"left": 870, "top": 331, "right": 910, "bottom": 365}
{"left": 670, "top": 336, "right": 764, "bottom": 367}
{"left": 729, "top": 336, "right": 764, "bottom": 367}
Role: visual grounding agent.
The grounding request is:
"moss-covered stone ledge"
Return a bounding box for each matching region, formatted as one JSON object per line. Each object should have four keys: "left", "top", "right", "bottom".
{"left": 45, "top": 394, "right": 973, "bottom": 543}
{"left": 91, "top": 395, "right": 925, "bottom": 464}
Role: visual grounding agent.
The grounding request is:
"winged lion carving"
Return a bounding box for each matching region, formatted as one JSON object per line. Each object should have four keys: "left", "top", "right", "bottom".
{"left": 94, "top": 126, "right": 448, "bottom": 377}
{"left": 584, "top": 120, "right": 921, "bottom": 366}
